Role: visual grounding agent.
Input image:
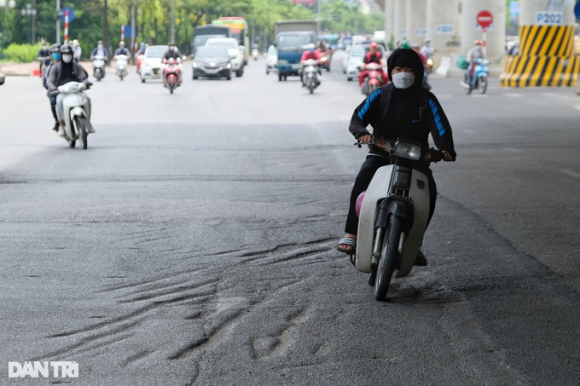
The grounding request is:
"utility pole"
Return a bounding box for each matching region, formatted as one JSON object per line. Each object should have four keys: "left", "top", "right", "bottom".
{"left": 56, "top": 0, "right": 60, "bottom": 44}
{"left": 130, "top": 0, "right": 136, "bottom": 63}
{"left": 170, "top": 0, "right": 174, "bottom": 42}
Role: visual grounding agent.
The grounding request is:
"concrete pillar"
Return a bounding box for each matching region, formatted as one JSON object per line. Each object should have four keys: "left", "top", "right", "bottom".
{"left": 406, "top": 0, "right": 428, "bottom": 46}
{"left": 384, "top": 0, "right": 395, "bottom": 48}
{"left": 520, "top": 0, "right": 576, "bottom": 25}
{"left": 501, "top": 0, "right": 578, "bottom": 87}
{"left": 426, "top": 0, "right": 462, "bottom": 60}
{"left": 461, "top": 0, "right": 505, "bottom": 75}
{"left": 393, "top": 0, "right": 407, "bottom": 43}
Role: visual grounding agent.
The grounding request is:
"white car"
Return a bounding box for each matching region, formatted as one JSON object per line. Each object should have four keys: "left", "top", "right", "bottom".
{"left": 265, "top": 45, "right": 277, "bottom": 74}
{"left": 345, "top": 44, "right": 386, "bottom": 81}
{"left": 140, "top": 45, "right": 168, "bottom": 83}
{"left": 205, "top": 38, "right": 244, "bottom": 77}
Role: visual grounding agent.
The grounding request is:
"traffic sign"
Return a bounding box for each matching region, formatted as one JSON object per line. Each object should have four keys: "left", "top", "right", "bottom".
{"left": 574, "top": 1, "right": 580, "bottom": 21}
{"left": 476, "top": 10, "right": 493, "bottom": 29}
{"left": 60, "top": 7, "right": 75, "bottom": 23}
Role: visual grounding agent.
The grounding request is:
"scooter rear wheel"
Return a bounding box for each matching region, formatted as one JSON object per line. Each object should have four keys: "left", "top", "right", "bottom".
{"left": 374, "top": 216, "right": 402, "bottom": 301}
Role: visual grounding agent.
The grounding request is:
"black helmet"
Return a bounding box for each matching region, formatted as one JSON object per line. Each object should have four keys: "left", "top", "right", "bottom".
{"left": 168, "top": 41, "right": 175, "bottom": 46}
{"left": 50, "top": 43, "right": 61, "bottom": 53}
{"left": 60, "top": 43, "right": 73, "bottom": 54}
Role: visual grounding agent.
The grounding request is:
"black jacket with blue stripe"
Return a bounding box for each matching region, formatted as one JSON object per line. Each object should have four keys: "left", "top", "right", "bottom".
{"left": 349, "top": 84, "right": 456, "bottom": 160}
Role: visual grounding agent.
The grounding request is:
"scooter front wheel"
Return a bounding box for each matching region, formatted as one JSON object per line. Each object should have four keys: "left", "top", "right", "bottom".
{"left": 75, "top": 116, "right": 88, "bottom": 150}
{"left": 478, "top": 75, "right": 488, "bottom": 94}
{"left": 374, "top": 216, "right": 402, "bottom": 301}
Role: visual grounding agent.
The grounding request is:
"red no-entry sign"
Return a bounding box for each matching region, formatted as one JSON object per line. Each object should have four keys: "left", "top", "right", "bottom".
{"left": 476, "top": 10, "right": 494, "bottom": 29}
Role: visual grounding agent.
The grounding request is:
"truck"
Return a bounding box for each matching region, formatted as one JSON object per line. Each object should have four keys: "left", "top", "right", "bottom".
{"left": 274, "top": 20, "right": 318, "bottom": 81}
{"left": 192, "top": 25, "right": 231, "bottom": 56}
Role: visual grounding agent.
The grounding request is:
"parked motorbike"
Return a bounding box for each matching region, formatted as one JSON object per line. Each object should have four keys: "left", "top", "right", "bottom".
{"left": 163, "top": 58, "right": 181, "bottom": 94}
{"left": 352, "top": 138, "right": 443, "bottom": 300}
{"left": 302, "top": 59, "right": 321, "bottom": 94}
{"left": 92, "top": 55, "right": 106, "bottom": 81}
{"left": 55, "top": 81, "right": 92, "bottom": 149}
{"left": 462, "top": 58, "right": 489, "bottom": 94}
{"left": 252, "top": 48, "right": 259, "bottom": 61}
{"left": 115, "top": 54, "right": 128, "bottom": 81}
{"left": 361, "top": 62, "right": 383, "bottom": 96}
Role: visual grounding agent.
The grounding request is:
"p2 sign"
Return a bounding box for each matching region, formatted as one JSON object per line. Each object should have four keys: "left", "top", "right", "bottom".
{"left": 536, "top": 11, "right": 563, "bottom": 25}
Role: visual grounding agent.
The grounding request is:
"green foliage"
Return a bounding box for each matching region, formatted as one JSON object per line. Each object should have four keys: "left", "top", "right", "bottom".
{"left": 4, "top": 43, "right": 43, "bottom": 63}
{"left": 2, "top": 0, "right": 385, "bottom": 58}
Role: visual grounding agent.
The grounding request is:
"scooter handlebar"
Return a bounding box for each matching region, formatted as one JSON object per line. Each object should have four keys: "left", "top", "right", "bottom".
{"left": 354, "top": 139, "right": 444, "bottom": 163}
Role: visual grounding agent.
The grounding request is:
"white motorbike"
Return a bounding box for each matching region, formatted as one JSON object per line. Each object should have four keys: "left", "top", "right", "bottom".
{"left": 92, "top": 55, "right": 106, "bottom": 81}
{"left": 252, "top": 48, "right": 259, "bottom": 61}
{"left": 57, "top": 81, "right": 92, "bottom": 149}
{"left": 353, "top": 138, "right": 443, "bottom": 300}
{"left": 115, "top": 54, "right": 128, "bottom": 81}
{"left": 302, "top": 59, "right": 321, "bottom": 94}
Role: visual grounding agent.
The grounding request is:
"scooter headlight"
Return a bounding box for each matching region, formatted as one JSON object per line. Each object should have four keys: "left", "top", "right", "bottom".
{"left": 227, "top": 64, "right": 231, "bottom": 69}
{"left": 395, "top": 142, "right": 421, "bottom": 161}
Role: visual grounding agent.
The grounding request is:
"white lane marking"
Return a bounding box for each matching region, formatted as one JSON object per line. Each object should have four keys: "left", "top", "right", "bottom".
{"left": 560, "top": 169, "right": 580, "bottom": 178}
{"left": 505, "top": 93, "right": 523, "bottom": 97}
{"left": 504, "top": 148, "right": 522, "bottom": 153}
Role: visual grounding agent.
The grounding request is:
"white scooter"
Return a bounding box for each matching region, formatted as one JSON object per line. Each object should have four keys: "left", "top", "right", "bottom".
{"left": 252, "top": 48, "right": 259, "bottom": 61}
{"left": 92, "top": 55, "right": 106, "bottom": 81}
{"left": 302, "top": 59, "right": 321, "bottom": 94}
{"left": 115, "top": 54, "right": 128, "bottom": 81}
{"left": 57, "top": 81, "right": 92, "bottom": 149}
{"left": 353, "top": 138, "right": 443, "bottom": 300}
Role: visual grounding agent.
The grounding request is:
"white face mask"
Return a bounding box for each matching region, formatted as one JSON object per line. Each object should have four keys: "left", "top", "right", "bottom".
{"left": 62, "top": 54, "right": 73, "bottom": 63}
{"left": 391, "top": 72, "right": 415, "bottom": 89}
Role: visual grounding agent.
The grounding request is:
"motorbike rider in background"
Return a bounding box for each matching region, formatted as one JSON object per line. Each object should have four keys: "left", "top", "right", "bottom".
{"left": 465, "top": 40, "right": 486, "bottom": 85}
{"left": 162, "top": 42, "right": 182, "bottom": 86}
{"left": 412, "top": 43, "right": 431, "bottom": 89}
{"left": 336, "top": 49, "right": 456, "bottom": 265}
{"left": 90, "top": 41, "right": 109, "bottom": 77}
{"left": 420, "top": 38, "right": 434, "bottom": 59}
{"left": 36, "top": 42, "right": 51, "bottom": 72}
{"left": 299, "top": 43, "right": 321, "bottom": 86}
{"left": 114, "top": 41, "right": 131, "bottom": 57}
{"left": 48, "top": 44, "right": 95, "bottom": 137}
{"left": 71, "top": 39, "right": 82, "bottom": 62}
{"left": 358, "top": 42, "right": 388, "bottom": 87}
{"left": 44, "top": 43, "right": 61, "bottom": 133}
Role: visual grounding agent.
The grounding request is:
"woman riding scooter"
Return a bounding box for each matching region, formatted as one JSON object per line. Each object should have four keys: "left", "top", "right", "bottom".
{"left": 337, "top": 49, "right": 456, "bottom": 265}
{"left": 47, "top": 44, "right": 95, "bottom": 137}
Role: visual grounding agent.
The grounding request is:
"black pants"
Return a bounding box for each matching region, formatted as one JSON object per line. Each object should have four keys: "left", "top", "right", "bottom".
{"left": 49, "top": 94, "right": 57, "bottom": 122}
{"left": 344, "top": 155, "right": 437, "bottom": 235}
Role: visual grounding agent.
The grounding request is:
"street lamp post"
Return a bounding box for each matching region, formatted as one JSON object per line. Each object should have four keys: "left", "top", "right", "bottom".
{"left": 21, "top": 3, "right": 36, "bottom": 44}
{"left": 0, "top": 0, "right": 16, "bottom": 59}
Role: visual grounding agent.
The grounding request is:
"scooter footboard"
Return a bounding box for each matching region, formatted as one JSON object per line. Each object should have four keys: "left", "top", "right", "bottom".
{"left": 393, "top": 168, "right": 431, "bottom": 278}
{"left": 355, "top": 165, "right": 394, "bottom": 273}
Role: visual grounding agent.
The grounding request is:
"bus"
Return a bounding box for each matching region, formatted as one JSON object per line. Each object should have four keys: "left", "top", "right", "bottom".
{"left": 212, "top": 17, "right": 250, "bottom": 64}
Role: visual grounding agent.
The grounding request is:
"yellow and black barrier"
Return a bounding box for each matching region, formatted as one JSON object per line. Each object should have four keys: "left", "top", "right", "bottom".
{"left": 500, "top": 25, "right": 579, "bottom": 87}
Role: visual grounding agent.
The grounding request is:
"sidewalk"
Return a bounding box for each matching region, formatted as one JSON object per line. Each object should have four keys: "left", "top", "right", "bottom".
{"left": 0, "top": 61, "right": 132, "bottom": 76}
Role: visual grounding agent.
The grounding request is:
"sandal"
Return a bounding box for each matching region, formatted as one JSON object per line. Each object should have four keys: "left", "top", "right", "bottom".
{"left": 337, "top": 237, "right": 357, "bottom": 255}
